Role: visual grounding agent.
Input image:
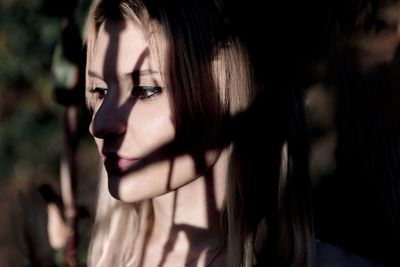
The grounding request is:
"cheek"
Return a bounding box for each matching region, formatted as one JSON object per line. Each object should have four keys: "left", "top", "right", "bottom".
{"left": 117, "top": 154, "right": 194, "bottom": 201}
{"left": 128, "top": 104, "right": 175, "bottom": 153}
{"left": 117, "top": 150, "right": 219, "bottom": 202}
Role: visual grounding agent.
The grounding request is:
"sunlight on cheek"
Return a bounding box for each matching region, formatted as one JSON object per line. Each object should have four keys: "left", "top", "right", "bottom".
{"left": 117, "top": 154, "right": 197, "bottom": 202}
{"left": 128, "top": 109, "right": 175, "bottom": 150}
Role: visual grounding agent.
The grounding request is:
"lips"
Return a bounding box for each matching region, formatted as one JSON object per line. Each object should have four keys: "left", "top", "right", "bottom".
{"left": 103, "top": 153, "right": 141, "bottom": 174}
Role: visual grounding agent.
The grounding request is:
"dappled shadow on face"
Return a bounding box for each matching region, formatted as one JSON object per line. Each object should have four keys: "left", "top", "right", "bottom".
{"left": 88, "top": 3, "right": 287, "bottom": 265}
{"left": 91, "top": 16, "right": 232, "bottom": 267}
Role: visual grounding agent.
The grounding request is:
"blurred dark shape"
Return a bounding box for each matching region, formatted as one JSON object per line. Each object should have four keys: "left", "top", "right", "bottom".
{"left": 315, "top": 45, "right": 400, "bottom": 267}
{"left": 39, "top": 183, "right": 64, "bottom": 211}
{"left": 51, "top": 0, "right": 87, "bottom": 108}
{"left": 48, "top": 0, "right": 93, "bottom": 266}
{"left": 223, "top": 0, "right": 400, "bottom": 266}
{"left": 0, "top": 0, "right": 94, "bottom": 266}
{"left": 54, "top": 89, "right": 82, "bottom": 107}
{"left": 39, "top": 183, "right": 91, "bottom": 223}
{"left": 305, "top": 1, "right": 400, "bottom": 266}
{"left": 42, "top": 0, "right": 79, "bottom": 17}
{"left": 0, "top": 178, "right": 61, "bottom": 267}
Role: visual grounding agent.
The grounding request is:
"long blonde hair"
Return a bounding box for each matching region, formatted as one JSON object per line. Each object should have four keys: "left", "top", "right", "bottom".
{"left": 85, "top": 0, "right": 313, "bottom": 266}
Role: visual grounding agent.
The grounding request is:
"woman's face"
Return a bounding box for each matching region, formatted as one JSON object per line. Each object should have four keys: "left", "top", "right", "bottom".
{"left": 88, "top": 19, "right": 218, "bottom": 202}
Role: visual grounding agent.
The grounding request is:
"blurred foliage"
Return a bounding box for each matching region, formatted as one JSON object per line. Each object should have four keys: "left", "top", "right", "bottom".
{"left": 0, "top": 0, "right": 65, "bottom": 180}
{"left": 0, "top": 105, "right": 61, "bottom": 179}
{"left": 0, "top": 0, "right": 60, "bottom": 90}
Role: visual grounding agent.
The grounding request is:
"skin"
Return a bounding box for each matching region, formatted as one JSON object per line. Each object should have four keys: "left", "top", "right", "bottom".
{"left": 88, "top": 19, "right": 227, "bottom": 266}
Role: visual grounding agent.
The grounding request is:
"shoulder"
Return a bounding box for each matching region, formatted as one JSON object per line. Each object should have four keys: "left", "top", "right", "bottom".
{"left": 316, "top": 241, "right": 383, "bottom": 267}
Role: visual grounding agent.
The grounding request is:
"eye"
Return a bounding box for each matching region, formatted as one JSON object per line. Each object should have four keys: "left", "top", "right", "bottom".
{"left": 131, "top": 86, "right": 163, "bottom": 100}
{"left": 88, "top": 87, "right": 108, "bottom": 99}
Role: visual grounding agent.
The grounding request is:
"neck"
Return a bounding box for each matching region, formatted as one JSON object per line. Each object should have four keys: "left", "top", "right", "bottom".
{"left": 149, "top": 148, "right": 229, "bottom": 259}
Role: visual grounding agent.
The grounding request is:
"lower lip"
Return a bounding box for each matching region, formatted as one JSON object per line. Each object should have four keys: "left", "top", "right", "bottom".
{"left": 104, "top": 157, "right": 141, "bottom": 174}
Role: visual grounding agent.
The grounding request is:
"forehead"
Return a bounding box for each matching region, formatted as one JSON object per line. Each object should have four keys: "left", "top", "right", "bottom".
{"left": 91, "top": 19, "right": 155, "bottom": 78}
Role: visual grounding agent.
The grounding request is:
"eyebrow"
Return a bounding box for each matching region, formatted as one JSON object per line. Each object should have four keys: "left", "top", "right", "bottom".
{"left": 88, "top": 69, "right": 159, "bottom": 80}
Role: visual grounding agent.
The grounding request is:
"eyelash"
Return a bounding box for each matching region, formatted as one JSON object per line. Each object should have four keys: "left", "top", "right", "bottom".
{"left": 131, "top": 86, "right": 163, "bottom": 100}
{"left": 88, "top": 86, "right": 163, "bottom": 101}
{"left": 88, "top": 87, "right": 108, "bottom": 100}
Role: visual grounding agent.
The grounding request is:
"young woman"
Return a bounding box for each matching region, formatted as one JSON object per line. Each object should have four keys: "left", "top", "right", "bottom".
{"left": 85, "top": 0, "right": 313, "bottom": 266}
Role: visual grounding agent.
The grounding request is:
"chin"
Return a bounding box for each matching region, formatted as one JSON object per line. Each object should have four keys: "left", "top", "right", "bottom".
{"left": 107, "top": 173, "right": 123, "bottom": 200}
{"left": 106, "top": 172, "right": 158, "bottom": 203}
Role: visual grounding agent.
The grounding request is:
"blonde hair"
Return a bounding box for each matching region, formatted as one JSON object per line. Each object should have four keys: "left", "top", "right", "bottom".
{"left": 85, "top": 0, "right": 313, "bottom": 266}
{"left": 87, "top": 167, "right": 152, "bottom": 267}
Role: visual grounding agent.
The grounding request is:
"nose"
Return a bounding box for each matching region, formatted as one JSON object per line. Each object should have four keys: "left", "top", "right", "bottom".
{"left": 89, "top": 96, "right": 127, "bottom": 139}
